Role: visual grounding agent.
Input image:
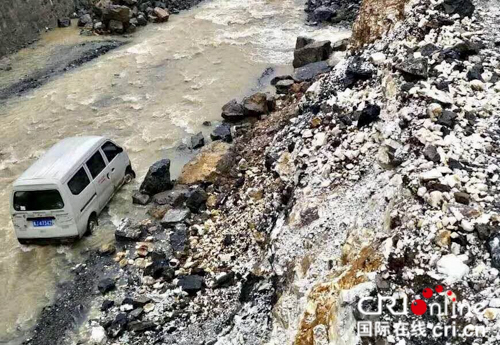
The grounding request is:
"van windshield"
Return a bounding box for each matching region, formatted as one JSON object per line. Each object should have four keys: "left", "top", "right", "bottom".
{"left": 13, "top": 190, "right": 64, "bottom": 211}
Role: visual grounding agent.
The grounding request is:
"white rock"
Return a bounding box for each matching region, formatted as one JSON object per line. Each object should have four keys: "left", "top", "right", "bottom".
{"left": 427, "top": 103, "right": 443, "bottom": 119}
{"left": 313, "top": 132, "right": 327, "bottom": 147}
{"left": 436, "top": 254, "right": 470, "bottom": 284}
{"left": 490, "top": 299, "right": 500, "bottom": 308}
{"left": 471, "top": 80, "right": 485, "bottom": 91}
{"left": 90, "top": 326, "right": 107, "bottom": 344}
{"left": 420, "top": 169, "right": 443, "bottom": 181}
{"left": 371, "top": 52, "right": 386, "bottom": 65}
{"left": 427, "top": 191, "right": 443, "bottom": 208}
{"left": 461, "top": 219, "right": 474, "bottom": 232}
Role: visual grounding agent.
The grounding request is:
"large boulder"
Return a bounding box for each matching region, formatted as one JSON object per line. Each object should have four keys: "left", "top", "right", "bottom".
{"left": 140, "top": 159, "right": 173, "bottom": 196}
{"left": 178, "top": 142, "right": 232, "bottom": 185}
{"left": 293, "top": 40, "right": 332, "bottom": 68}
{"left": 153, "top": 7, "right": 170, "bottom": 22}
{"left": 78, "top": 14, "right": 92, "bottom": 27}
{"left": 211, "top": 123, "right": 232, "bottom": 143}
{"left": 242, "top": 92, "right": 269, "bottom": 117}
{"left": 221, "top": 99, "right": 245, "bottom": 122}
{"left": 105, "top": 5, "right": 131, "bottom": 23}
{"left": 293, "top": 61, "right": 331, "bottom": 82}
{"left": 160, "top": 208, "right": 191, "bottom": 227}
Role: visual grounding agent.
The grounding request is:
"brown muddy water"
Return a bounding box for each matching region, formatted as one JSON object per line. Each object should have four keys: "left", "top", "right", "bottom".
{"left": 0, "top": 0, "right": 349, "bottom": 341}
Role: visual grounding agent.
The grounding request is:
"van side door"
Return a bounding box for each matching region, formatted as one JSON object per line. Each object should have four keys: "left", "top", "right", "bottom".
{"left": 101, "top": 141, "right": 127, "bottom": 189}
{"left": 67, "top": 166, "right": 96, "bottom": 235}
{"left": 86, "top": 150, "right": 114, "bottom": 210}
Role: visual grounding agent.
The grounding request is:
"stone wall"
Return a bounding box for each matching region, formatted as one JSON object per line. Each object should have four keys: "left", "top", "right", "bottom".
{"left": 0, "top": 0, "right": 78, "bottom": 57}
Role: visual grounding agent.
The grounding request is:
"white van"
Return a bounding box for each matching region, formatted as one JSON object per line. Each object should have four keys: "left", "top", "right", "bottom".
{"left": 11, "top": 136, "right": 135, "bottom": 244}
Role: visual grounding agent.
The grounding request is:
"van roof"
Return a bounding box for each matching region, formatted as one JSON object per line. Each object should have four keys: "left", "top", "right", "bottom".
{"left": 14, "top": 136, "right": 106, "bottom": 186}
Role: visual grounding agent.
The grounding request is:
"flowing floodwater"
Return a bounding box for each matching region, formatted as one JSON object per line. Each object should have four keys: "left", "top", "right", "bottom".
{"left": 0, "top": 0, "right": 349, "bottom": 341}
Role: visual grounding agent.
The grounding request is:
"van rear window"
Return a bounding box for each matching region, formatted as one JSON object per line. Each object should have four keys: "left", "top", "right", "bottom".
{"left": 13, "top": 190, "right": 64, "bottom": 211}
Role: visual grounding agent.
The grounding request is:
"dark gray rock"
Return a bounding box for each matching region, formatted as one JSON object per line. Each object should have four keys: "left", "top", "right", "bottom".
{"left": 293, "top": 61, "right": 331, "bottom": 82}
{"left": 442, "top": 40, "right": 484, "bottom": 60}
{"left": 132, "top": 191, "right": 151, "bottom": 205}
{"left": 101, "top": 5, "right": 131, "bottom": 23}
{"left": 161, "top": 208, "right": 191, "bottom": 227}
{"left": 186, "top": 187, "right": 208, "bottom": 212}
{"left": 98, "top": 278, "right": 116, "bottom": 295}
{"left": 140, "top": 159, "right": 172, "bottom": 196}
{"left": 211, "top": 123, "right": 232, "bottom": 143}
{"left": 78, "top": 14, "right": 92, "bottom": 27}
{"left": 395, "top": 57, "right": 429, "bottom": 81}
{"left": 454, "top": 192, "right": 470, "bottom": 205}
{"left": 437, "top": 110, "right": 458, "bottom": 128}
{"left": 313, "top": 6, "right": 336, "bottom": 22}
{"left": 438, "top": 0, "right": 475, "bottom": 18}
{"left": 476, "top": 224, "right": 494, "bottom": 240}
{"left": 466, "top": 64, "right": 484, "bottom": 81}
{"left": 58, "top": 17, "right": 71, "bottom": 28}
{"left": 128, "top": 320, "right": 156, "bottom": 332}
{"left": 101, "top": 300, "right": 115, "bottom": 311}
{"left": 488, "top": 233, "right": 500, "bottom": 270}
{"left": 242, "top": 92, "right": 269, "bottom": 117}
{"left": 170, "top": 223, "right": 188, "bottom": 255}
{"left": 419, "top": 43, "right": 439, "bottom": 57}
{"left": 221, "top": 99, "right": 245, "bottom": 122}
{"left": 129, "top": 308, "right": 143, "bottom": 320}
{"left": 107, "top": 313, "right": 128, "bottom": 338}
{"left": 144, "top": 252, "right": 174, "bottom": 280}
{"left": 295, "top": 36, "right": 315, "bottom": 49}
{"left": 177, "top": 275, "right": 204, "bottom": 295}
{"left": 293, "top": 40, "right": 332, "bottom": 68}
{"left": 423, "top": 145, "right": 440, "bottom": 163}
{"left": 191, "top": 132, "right": 205, "bottom": 149}
{"left": 275, "top": 79, "right": 295, "bottom": 94}
{"left": 137, "top": 13, "right": 148, "bottom": 26}
{"left": 357, "top": 104, "right": 381, "bottom": 128}
{"left": 152, "top": 186, "right": 189, "bottom": 206}
{"left": 344, "top": 56, "right": 373, "bottom": 87}
{"left": 108, "top": 19, "right": 124, "bottom": 34}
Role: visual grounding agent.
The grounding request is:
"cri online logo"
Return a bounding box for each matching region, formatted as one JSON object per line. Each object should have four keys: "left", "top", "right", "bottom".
{"left": 357, "top": 284, "right": 487, "bottom": 318}
{"left": 410, "top": 285, "right": 455, "bottom": 316}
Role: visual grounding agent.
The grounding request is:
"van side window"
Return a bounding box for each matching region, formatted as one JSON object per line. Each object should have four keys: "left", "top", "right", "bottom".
{"left": 86, "top": 151, "right": 106, "bottom": 179}
{"left": 102, "top": 142, "right": 121, "bottom": 162}
{"left": 68, "top": 167, "right": 91, "bottom": 195}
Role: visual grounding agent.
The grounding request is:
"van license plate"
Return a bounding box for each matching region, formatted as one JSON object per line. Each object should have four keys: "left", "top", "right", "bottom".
{"left": 33, "top": 219, "right": 53, "bottom": 227}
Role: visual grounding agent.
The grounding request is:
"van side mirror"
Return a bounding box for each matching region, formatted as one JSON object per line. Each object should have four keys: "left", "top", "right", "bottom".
{"left": 117, "top": 146, "right": 124, "bottom": 153}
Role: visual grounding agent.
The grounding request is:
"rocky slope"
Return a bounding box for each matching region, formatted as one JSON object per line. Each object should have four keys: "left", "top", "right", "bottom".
{"left": 21, "top": 0, "right": 500, "bottom": 344}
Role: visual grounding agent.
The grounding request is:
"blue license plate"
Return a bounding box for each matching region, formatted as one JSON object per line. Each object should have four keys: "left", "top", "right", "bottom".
{"left": 33, "top": 219, "right": 54, "bottom": 227}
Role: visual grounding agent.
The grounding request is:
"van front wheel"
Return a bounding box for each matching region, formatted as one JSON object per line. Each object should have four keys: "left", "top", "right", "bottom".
{"left": 124, "top": 166, "right": 136, "bottom": 184}
{"left": 85, "top": 215, "right": 98, "bottom": 237}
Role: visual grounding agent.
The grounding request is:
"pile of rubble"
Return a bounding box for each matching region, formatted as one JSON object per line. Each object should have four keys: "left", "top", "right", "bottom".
{"left": 66, "top": 0, "right": 202, "bottom": 35}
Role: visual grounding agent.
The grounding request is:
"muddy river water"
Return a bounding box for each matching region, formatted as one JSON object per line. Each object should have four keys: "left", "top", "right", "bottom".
{"left": 0, "top": 0, "right": 348, "bottom": 341}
